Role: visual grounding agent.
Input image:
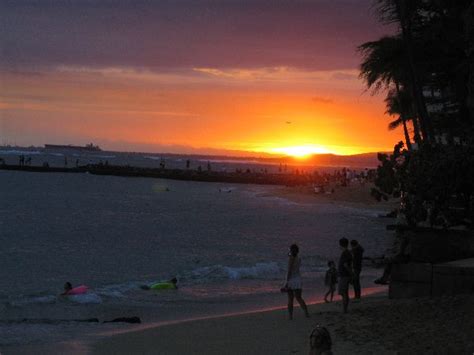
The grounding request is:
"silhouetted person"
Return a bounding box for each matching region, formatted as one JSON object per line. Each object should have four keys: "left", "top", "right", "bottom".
{"left": 61, "top": 282, "right": 73, "bottom": 295}
{"left": 284, "top": 244, "right": 310, "bottom": 320}
{"left": 351, "top": 240, "right": 364, "bottom": 299}
{"left": 186, "top": 159, "right": 190, "bottom": 169}
{"left": 309, "top": 325, "right": 333, "bottom": 355}
{"left": 324, "top": 261, "right": 338, "bottom": 303}
{"left": 64, "top": 157, "right": 68, "bottom": 166}
{"left": 375, "top": 234, "right": 411, "bottom": 285}
{"left": 338, "top": 238, "right": 352, "bottom": 313}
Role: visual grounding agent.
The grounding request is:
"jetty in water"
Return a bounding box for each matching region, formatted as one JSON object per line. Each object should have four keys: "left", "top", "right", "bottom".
{"left": 0, "top": 163, "right": 318, "bottom": 186}
{"left": 44, "top": 143, "right": 102, "bottom": 152}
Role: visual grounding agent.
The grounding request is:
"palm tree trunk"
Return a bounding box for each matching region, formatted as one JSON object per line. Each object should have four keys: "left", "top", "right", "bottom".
{"left": 395, "top": 81, "right": 418, "bottom": 146}
{"left": 466, "top": 3, "right": 474, "bottom": 125}
{"left": 411, "top": 116, "right": 422, "bottom": 144}
{"left": 402, "top": 118, "right": 412, "bottom": 150}
{"left": 396, "top": 0, "right": 433, "bottom": 142}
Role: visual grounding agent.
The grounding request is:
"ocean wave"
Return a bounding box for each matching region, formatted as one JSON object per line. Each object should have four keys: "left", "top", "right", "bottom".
{"left": 0, "top": 150, "right": 42, "bottom": 155}
{"left": 67, "top": 293, "right": 102, "bottom": 304}
{"left": 143, "top": 156, "right": 162, "bottom": 160}
{"left": 94, "top": 155, "right": 116, "bottom": 159}
{"left": 8, "top": 295, "right": 57, "bottom": 307}
{"left": 301, "top": 255, "right": 328, "bottom": 269}
{"left": 181, "top": 262, "right": 283, "bottom": 282}
{"left": 219, "top": 186, "right": 236, "bottom": 193}
{"left": 95, "top": 281, "right": 144, "bottom": 298}
{"left": 7, "top": 291, "right": 102, "bottom": 307}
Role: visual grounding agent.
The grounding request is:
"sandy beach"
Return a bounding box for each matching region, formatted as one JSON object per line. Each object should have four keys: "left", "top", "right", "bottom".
{"left": 264, "top": 183, "right": 399, "bottom": 209}
{"left": 91, "top": 292, "right": 474, "bottom": 355}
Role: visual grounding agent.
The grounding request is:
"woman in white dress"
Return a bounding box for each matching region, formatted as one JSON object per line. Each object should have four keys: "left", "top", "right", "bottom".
{"left": 285, "top": 244, "right": 310, "bottom": 320}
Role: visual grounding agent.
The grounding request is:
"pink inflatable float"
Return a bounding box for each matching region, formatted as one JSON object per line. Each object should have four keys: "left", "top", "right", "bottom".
{"left": 65, "top": 285, "right": 88, "bottom": 295}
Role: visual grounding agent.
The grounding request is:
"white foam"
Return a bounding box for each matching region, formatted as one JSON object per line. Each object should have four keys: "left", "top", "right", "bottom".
{"left": 96, "top": 281, "right": 144, "bottom": 298}
{"left": 94, "top": 155, "right": 116, "bottom": 159}
{"left": 183, "top": 262, "right": 282, "bottom": 282}
{"left": 143, "top": 156, "right": 162, "bottom": 160}
{"left": 0, "top": 150, "right": 42, "bottom": 155}
{"left": 9, "top": 295, "right": 56, "bottom": 307}
{"left": 223, "top": 262, "right": 281, "bottom": 280}
{"left": 68, "top": 293, "right": 102, "bottom": 304}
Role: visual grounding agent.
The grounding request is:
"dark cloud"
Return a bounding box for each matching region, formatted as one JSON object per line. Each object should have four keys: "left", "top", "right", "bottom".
{"left": 0, "top": 0, "right": 391, "bottom": 72}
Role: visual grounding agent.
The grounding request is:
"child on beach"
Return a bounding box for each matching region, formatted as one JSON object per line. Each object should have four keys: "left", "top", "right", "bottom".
{"left": 324, "top": 261, "right": 338, "bottom": 303}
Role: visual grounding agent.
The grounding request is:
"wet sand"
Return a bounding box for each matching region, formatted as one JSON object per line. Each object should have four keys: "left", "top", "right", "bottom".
{"left": 91, "top": 291, "right": 474, "bottom": 355}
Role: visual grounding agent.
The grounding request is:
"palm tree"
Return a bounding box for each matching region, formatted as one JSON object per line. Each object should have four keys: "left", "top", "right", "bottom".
{"left": 358, "top": 36, "right": 405, "bottom": 93}
{"left": 372, "top": 0, "right": 433, "bottom": 142}
{"left": 466, "top": 3, "right": 474, "bottom": 124}
{"left": 385, "top": 85, "right": 415, "bottom": 150}
{"left": 358, "top": 36, "right": 422, "bottom": 143}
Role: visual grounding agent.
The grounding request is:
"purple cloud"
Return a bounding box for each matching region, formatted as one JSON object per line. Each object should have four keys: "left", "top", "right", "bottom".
{"left": 1, "top": 0, "right": 392, "bottom": 72}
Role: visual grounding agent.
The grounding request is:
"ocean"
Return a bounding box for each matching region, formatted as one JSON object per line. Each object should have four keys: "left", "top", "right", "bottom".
{"left": 0, "top": 150, "right": 392, "bottom": 350}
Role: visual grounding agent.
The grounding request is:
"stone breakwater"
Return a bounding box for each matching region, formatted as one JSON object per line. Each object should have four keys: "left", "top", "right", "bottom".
{"left": 0, "top": 163, "right": 319, "bottom": 186}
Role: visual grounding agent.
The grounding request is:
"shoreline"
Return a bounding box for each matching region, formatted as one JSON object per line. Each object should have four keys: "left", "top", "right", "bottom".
{"left": 88, "top": 290, "right": 474, "bottom": 355}
{"left": 95, "top": 286, "right": 387, "bottom": 338}
{"left": 90, "top": 291, "right": 474, "bottom": 355}
{"left": 1, "top": 288, "right": 388, "bottom": 355}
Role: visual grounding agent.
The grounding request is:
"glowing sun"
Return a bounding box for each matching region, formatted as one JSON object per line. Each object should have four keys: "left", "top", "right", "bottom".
{"left": 268, "top": 145, "right": 331, "bottom": 158}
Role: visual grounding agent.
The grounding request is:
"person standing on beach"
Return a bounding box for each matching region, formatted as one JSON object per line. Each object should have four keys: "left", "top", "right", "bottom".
{"left": 284, "top": 244, "right": 310, "bottom": 320}
{"left": 350, "top": 240, "right": 364, "bottom": 299}
{"left": 338, "top": 238, "right": 352, "bottom": 313}
{"left": 324, "top": 261, "right": 338, "bottom": 303}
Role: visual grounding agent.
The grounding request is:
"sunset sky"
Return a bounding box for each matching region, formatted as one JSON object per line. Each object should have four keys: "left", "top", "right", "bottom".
{"left": 0, "top": 0, "right": 401, "bottom": 156}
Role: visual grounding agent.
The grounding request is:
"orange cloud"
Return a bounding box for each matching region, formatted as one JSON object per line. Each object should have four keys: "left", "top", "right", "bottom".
{"left": 0, "top": 67, "right": 402, "bottom": 155}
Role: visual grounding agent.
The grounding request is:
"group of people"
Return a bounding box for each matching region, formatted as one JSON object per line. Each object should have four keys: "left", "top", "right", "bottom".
{"left": 331, "top": 238, "right": 364, "bottom": 313}
{"left": 284, "top": 240, "right": 364, "bottom": 354}
{"left": 283, "top": 238, "right": 365, "bottom": 318}
{"left": 18, "top": 155, "right": 32, "bottom": 166}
